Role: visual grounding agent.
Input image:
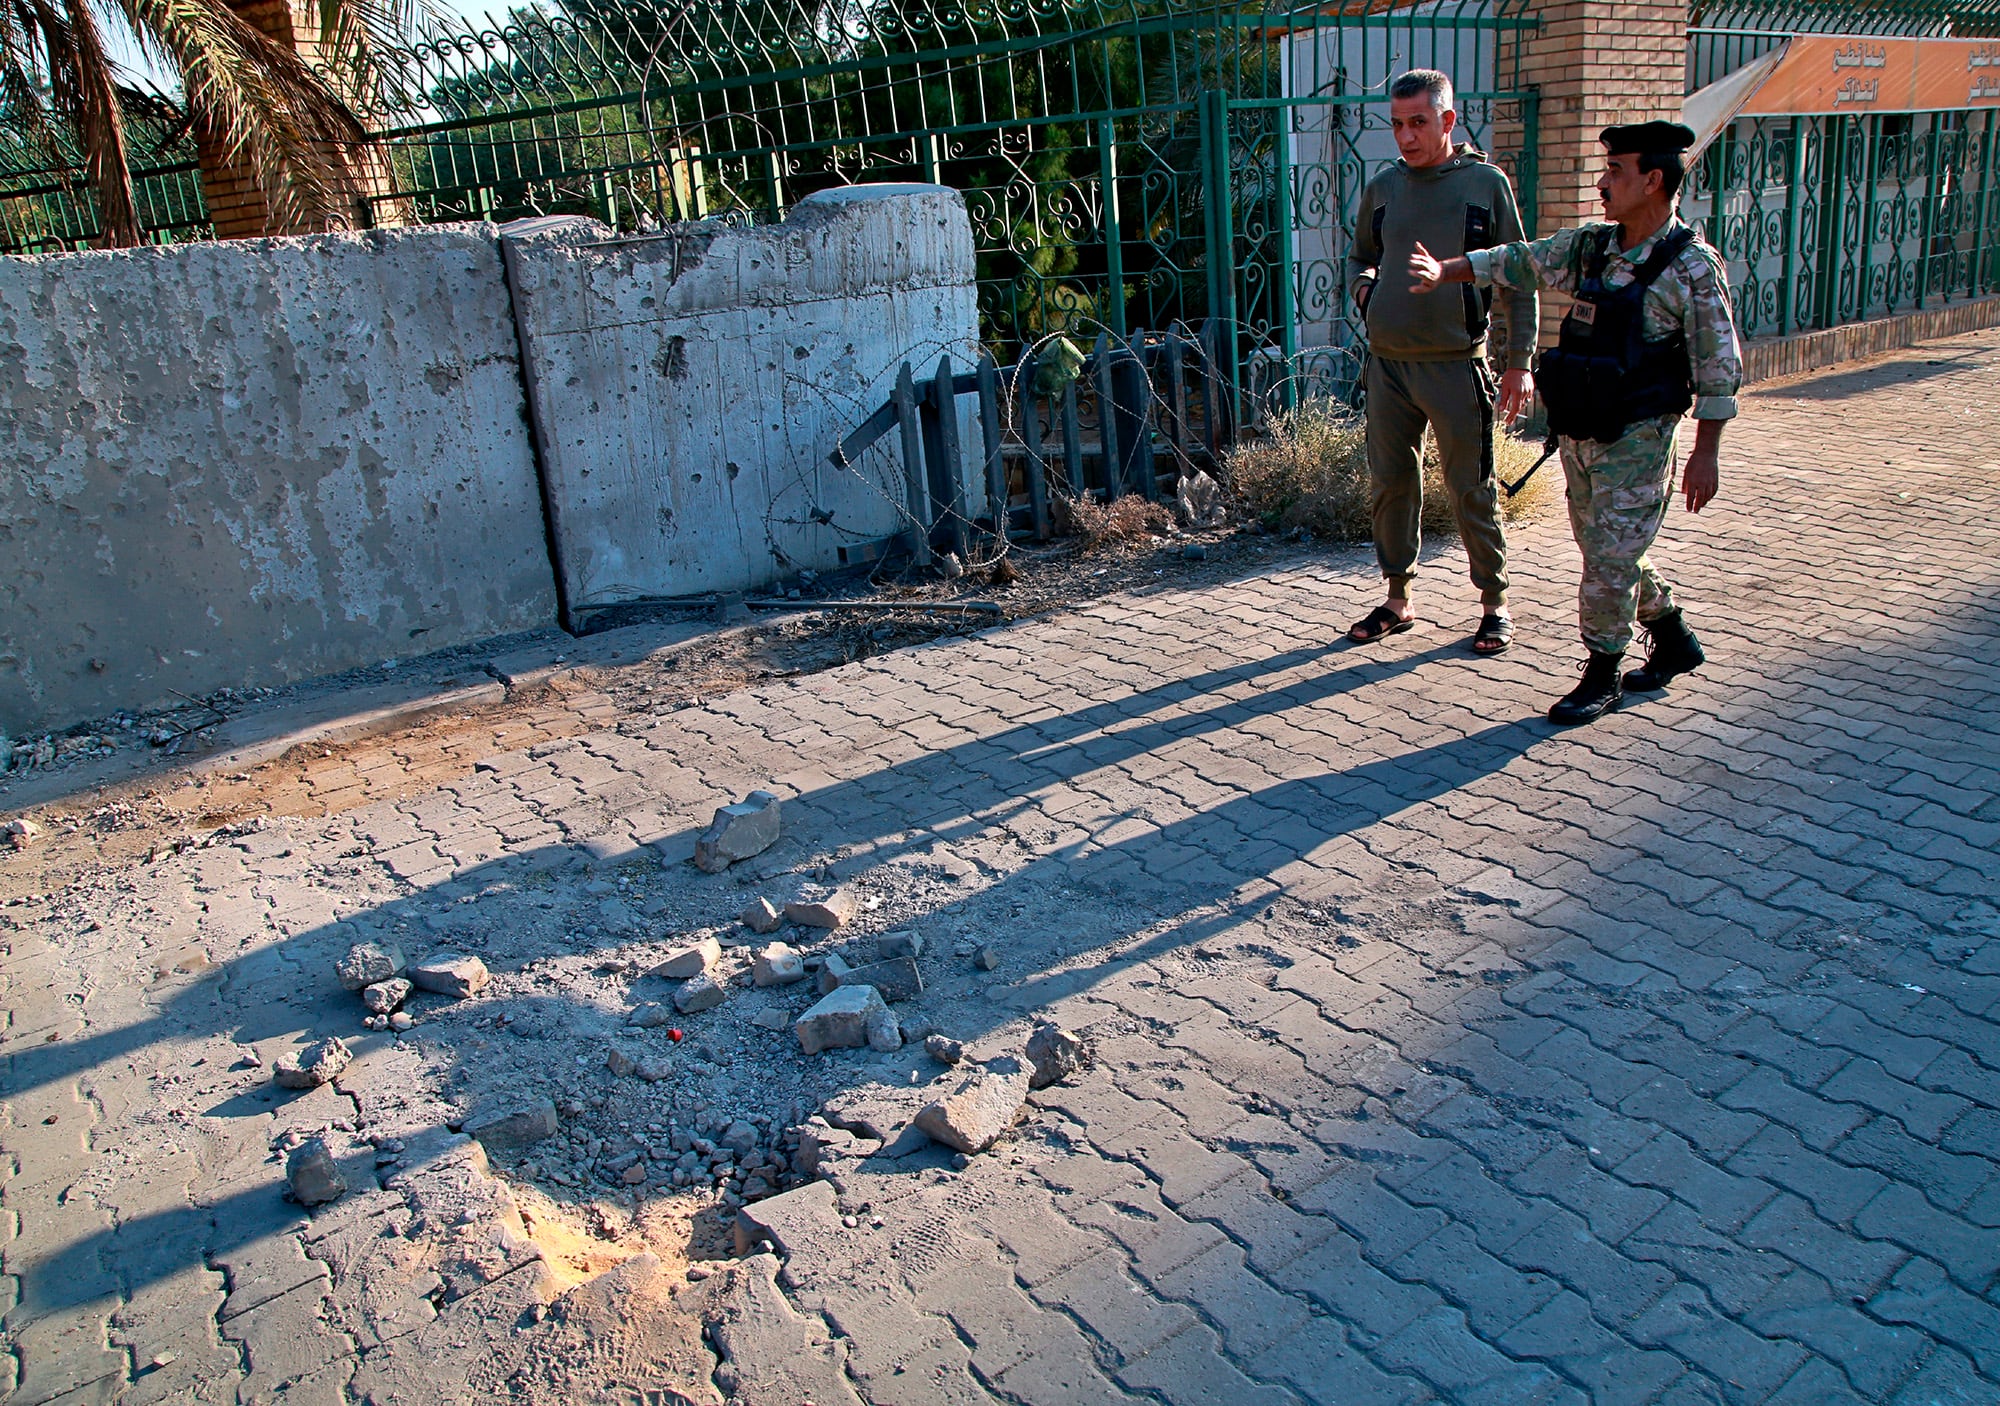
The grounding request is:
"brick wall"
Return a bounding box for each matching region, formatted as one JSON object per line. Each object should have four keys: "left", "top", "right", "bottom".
{"left": 196, "top": 0, "right": 397, "bottom": 239}
{"left": 1517, "top": 0, "right": 1686, "bottom": 339}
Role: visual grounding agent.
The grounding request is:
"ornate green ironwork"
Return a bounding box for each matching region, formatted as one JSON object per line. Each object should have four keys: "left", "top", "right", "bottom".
{"left": 1692, "top": 108, "right": 2000, "bottom": 337}
{"left": 0, "top": 110, "right": 209, "bottom": 254}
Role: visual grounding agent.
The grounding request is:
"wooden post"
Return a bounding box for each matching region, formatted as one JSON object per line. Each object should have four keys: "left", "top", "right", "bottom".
{"left": 893, "top": 363, "right": 933, "bottom": 568}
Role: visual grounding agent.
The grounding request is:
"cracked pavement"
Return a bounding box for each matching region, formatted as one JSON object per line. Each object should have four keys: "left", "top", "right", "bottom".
{"left": 4, "top": 331, "right": 2000, "bottom": 1404}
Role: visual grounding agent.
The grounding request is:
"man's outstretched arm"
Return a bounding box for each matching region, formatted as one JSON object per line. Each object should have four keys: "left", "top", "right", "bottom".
{"left": 1407, "top": 243, "right": 1474, "bottom": 292}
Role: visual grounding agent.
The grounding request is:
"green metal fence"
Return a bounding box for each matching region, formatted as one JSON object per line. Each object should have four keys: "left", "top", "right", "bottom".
{"left": 357, "top": 0, "right": 1537, "bottom": 400}
{"left": 0, "top": 0, "right": 1537, "bottom": 405}
{"left": 1689, "top": 108, "right": 2000, "bottom": 338}
{"left": 0, "top": 119, "right": 210, "bottom": 255}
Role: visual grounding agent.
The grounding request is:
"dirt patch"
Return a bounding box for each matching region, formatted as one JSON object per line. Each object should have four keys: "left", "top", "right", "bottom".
{"left": 0, "top": 526, "right": 1329, "bottom": 905}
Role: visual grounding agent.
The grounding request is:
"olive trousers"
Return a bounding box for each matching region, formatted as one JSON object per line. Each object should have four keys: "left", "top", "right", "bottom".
{"left": 1364, "top": 355, "right": 1510, "bottom": 602}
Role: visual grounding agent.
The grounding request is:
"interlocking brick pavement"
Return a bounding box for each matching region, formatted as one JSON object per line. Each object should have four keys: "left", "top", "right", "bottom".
{"left": 4, "top": 330, "right": 2000, "bottom": 1404}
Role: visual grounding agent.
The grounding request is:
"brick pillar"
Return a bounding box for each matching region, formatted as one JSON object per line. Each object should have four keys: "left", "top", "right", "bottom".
{"left": 195, "top": 0, "right": 398, "bottom": 238}
{"left": 1517, "top": 0, "right": 1686, "bottom": 335}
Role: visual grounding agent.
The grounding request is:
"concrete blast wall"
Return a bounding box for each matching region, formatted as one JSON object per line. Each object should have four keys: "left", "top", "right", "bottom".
{"left": 503, "top": 186, "right": 980, "bottom": 610}
{"left": 1, "top": 188, "right": 977, "bottom": 736}
{"left": 0, "top": 225, "right": 557, "bottom": 735}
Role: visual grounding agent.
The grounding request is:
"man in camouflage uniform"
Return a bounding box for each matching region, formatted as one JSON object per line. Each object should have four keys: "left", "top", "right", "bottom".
{"left": 1407, "top": 120, "right": 1742, "bottom": 724}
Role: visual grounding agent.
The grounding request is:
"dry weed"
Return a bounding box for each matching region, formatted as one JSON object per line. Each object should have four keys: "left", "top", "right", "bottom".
{"left": 1054, "top": 492, "right": 1177, "bottom": 551}
{"left": 1227, "top": 396, "right": 1558, "bottom": 542}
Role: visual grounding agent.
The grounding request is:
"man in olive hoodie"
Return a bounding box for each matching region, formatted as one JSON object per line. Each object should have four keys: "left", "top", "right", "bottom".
{"left": 1347, "top": 69, "right": 1537, "bottom": 655}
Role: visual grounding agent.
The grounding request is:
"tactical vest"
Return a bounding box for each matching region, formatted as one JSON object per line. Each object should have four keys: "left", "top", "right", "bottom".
{"left": 1537, "top": 225, "right": 1697, "bottom": 443}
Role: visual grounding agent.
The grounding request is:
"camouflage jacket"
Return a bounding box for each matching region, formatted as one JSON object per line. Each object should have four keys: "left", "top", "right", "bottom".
{"left": 1466, "top": 216, "right": 1744, "bottom": 420}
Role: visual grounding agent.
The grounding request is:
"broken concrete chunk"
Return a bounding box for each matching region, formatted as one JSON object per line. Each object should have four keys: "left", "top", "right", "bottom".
{"left": 361, "top": 977, "right": 412, "bottom": 1015}
{"left": 410, "top": 952, "right": 489, "bottom": 999}
{"left": 629, "top": 1002, "right": 674, "bottom": 1028}
{"left": 650, "top": 936, "right": 721, "bottom": 981}
{"left": 753, "top": 943, "right": 806, "bottom": 987}
{"left": 973, "top": 945, "right": 999, "bottom": 971}
{"left": 606, "top": 1048, "right": 638, "bottom": 1077}
{"left": 273, "top": 1037, "right": 352, "bottom": 1090}
{"left": 752, "top": 1008, "right": 790, "bottom": 1031}
{"left": 740, "top": 897, "right": 783, "bottom": 934}
{"left": 3, "top": 817, "right": 42, "bottom": 850}
{"left": 795, "top": 985, "right": 888, "bottom": 1055}
{"left": 790, "top": 1119, "right": 853, "bottom": 1180}
{"left": 465, "top": 1096, "right": 560, "bottom": 1150}
{"left": 865, "top": 1006, "right": 902, "bottom": 1053}
{"left": 337, "top": 941, "right": 406, "bottom": 993}
{"left": 1025, "top": 1022, "right": 1093, "bottom": 1090}
{"left": 815, "top": 951, "right": 853, "bottom": 997}
{"left": 675, "top": 974, "right": 726, "bottom": 1014}
{"left": 720, "top": 1120, "right": 759, "bottom": 1158}
{"left": 837, "top": 956, "right": 922, "bottom": 1003}
{"left": 925, "top": 1034, "right": 964, "bottom": 1065}
{"left": 636, "top": 1057, "right": 674, "bottom": 1082}
{"left": 913, "top": 1056, "right": 1031, "bottom": 1155}
{"left": 876, "top": 931, "right": 924, "bottom": 960}
{"left": 694, "top": 791, "right": 782, "bottom": 873}
{"left": 732, "top": 1179, "right": 840, "bottom": 1257}
{"left": 783, "top": 890, "right": 856, "bottom": 931}
{"left": 1177, "top": 467, "right": 1227, "bottom": 528}
{"left": 286, "top": 1137, "right": 347, "bottom": 1206}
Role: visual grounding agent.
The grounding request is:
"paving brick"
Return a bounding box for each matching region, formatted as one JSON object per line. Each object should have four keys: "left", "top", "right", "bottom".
{"left": 1626, "top": 1283, "right": 1810, "bottom": 1399}
{"left": 1375, "top": 1305, "right": 1576, "bottom": 1405}
{"left": 1743, "top": 1267, "right": 1930, "bottom": 1400}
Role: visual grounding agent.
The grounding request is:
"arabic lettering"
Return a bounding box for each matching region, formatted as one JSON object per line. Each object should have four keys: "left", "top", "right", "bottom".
{"left": 1973, "top": 76, "right": 2000, "bottom": 100}
{"left": 1833, "top": 76, "right": 1880, "bottom": 104}
{"left": 1972, "top": 44, "right": 2000, "bottom": 70}
{"left": 1831, "top": 42, "right": 1889, "bottom": 70}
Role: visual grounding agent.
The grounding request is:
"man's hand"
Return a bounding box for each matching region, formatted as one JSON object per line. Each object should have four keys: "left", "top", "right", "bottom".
{"left": 1682, "top": 444, "right": 1719, "bottom": 513}
{"left": 1497, "top": 368, "right": 1534, "bottom": 425}
{"left": 1408, "top": 242, "right": 1444, "bottom": 293}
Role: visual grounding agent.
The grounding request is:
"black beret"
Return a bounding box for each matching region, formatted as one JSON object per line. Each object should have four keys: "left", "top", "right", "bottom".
{"left": 1600, "top": 120, "right": 1697, "bottom": 155}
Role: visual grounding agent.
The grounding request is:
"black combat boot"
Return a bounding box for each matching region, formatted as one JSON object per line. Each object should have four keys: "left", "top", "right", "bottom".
{"left": 1548, "top": 650, "right": 1624, "bottom": 725}
{"left": 1623, "top": 608, "right": 1705, "bottom": 692}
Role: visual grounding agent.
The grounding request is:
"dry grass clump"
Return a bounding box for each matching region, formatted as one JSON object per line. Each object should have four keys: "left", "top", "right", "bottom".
{"left": 1054, "top": 492, "right": 1177, "bottom": 551}
{"left": 1227, "top": 396, "right": 1558, "bottom": 542}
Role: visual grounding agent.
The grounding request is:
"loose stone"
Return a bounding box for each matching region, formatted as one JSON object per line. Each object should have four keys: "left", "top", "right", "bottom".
{"left": 1024, "top": 1022, "right": 1092, "bottom": 1089}
{"left": 740, "top": 897, "right": 783, "bottom": 934}
{"left": 651, "top": 937, "right": 721, "bottom": 981}
{"left": 287, "top": 1137, "right": 347, "bottom": 1206}
{"left": 913, "top": 1056, "right": 1031, "bottom": 1155}
{"left": 409, "top": 952, "right": 489, "bottom": 999}
{"left": 752, "top": 942, "right": 807, "bottom": 987}
{"left": 795, "top": 984, "right": 889, "bottom": 1055}
{"left": 465, "top": 1096, "right": 560, "bottom": 1150}
{"left": 337, "top": 942, "right": 406, "bottom": 992}
{"left": 877, "top": 931, "right": 924, "bottom": 959}
{"left": 273, "top": 1037, "right": 352, "bottom": 1090}
{"left": 675, "top": 974, "right": 726, "bottom": 1014}
{"left": 693, "top": 791, "right": 782, "bottom": 872}
{"left": 865, "top": 1006, "right": 902, "bottom": 1053}
{"left": 837, "top": 956, "right": 922, "bottom": 1003}
{"left": 974, "top": 946, "right": 1000, "bottom": 971}
{"left": 925, "top": 1034, "right": 964, "bottom": 1065}
{"left": 784, "top": 890, "right": 857, "bottom": 931}
{"left": 629, "top": 1002, "right": 675, "bottom": 1028}
{"left": 361, "top": 977, "right": 412, "bottom": 1014}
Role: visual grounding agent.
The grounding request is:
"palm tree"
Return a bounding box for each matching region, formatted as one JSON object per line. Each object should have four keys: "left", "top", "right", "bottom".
{"left": 0, "top": 0, "right": 413, "bottom": 246}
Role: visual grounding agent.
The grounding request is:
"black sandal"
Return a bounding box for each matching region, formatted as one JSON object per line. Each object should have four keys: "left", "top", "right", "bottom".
{"left": 1349, "top": 606, "right": 1416, "bottom": 644}
{"left": 1472, "top": 613, "right": 1513, "bottom": 655}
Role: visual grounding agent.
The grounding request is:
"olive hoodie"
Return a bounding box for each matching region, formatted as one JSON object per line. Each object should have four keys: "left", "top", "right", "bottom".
{"left": 1347, "top": 144, "right": 1537, "bottom": 370}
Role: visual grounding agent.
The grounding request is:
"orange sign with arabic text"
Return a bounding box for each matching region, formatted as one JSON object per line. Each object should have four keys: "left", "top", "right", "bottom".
{"left": 1739, "top": 36, "right": 2000, "bottom": 115}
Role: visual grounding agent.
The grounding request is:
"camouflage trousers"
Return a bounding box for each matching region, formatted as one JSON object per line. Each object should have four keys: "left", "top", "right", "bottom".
{"left": 1560, "top": 414, "right": 1682, "bottom": 654}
